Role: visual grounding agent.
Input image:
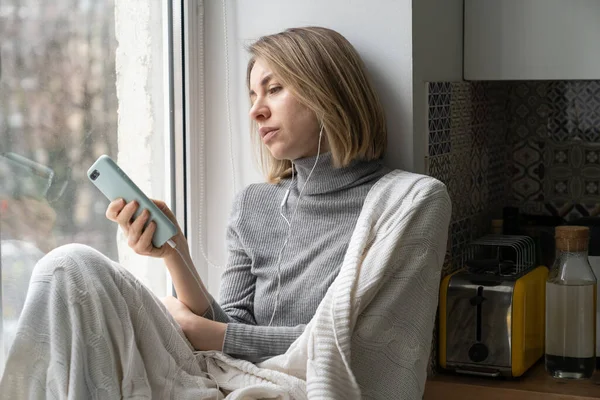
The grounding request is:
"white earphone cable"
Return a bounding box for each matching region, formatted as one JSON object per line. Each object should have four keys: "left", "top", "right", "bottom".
{"left": 193, "top": 0, "right": 324, "bottom": 334}
{"left": 167, "top": 239, "right": 220, "bottom": 398}
{"left": 268, "top": 124, "right": 324, "bottom": 326}
{"left": 167, "top": 240, "right": 215, "bottom": 326}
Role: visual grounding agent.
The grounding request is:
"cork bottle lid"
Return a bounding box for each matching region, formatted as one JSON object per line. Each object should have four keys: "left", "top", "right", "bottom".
{"left": 555, "top": 226, "right": 589, "bottom": 239}
{"left": 555, "top": 226, "right": 589, "bottom": 252}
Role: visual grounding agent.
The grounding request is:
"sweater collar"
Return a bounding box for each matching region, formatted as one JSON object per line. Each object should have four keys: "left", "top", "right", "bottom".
{"left": 292, "top": 152, "right": 384, "bottom": 195}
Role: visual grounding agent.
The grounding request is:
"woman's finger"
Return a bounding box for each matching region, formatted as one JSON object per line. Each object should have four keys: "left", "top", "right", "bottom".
{"left": 105, "top": 198, "right": 125, "bottom": 221}
{"left": 116, "top": 201, "right": 139, "bottom": 233}
{"left": 135, "top": 220, "right": 157, "bottom": 254}
{"left": 151, "top": 199, "right": 179, "bottom": 227}
{"left": 127, "top": 209, "right": 150, "bottom": 248}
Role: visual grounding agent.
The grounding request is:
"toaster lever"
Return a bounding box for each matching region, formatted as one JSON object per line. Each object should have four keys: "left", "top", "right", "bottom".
{"left": 469, "top": 295, "right": 486, "bottom": 306}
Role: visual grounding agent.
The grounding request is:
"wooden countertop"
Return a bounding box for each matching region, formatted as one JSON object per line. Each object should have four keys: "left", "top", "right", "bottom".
{"left": 424, "top": 362, "right": 600, "bottom": 400}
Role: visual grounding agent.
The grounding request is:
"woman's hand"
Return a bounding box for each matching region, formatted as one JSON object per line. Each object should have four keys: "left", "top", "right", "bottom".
{"left": 105, "top": 198, "right": 188, "bottom": 259}
{"left": 107, "top": 198, "right": 213, "bottom": 318}
{"left": 161, "top": 295, "right": 226, "bottom": 351}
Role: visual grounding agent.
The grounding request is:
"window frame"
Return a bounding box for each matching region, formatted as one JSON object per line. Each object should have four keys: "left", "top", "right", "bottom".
{"left": 171, "top": 0, "right": 208, "bottom": 295}
{"left": 1, "top": 0, "right": 185, "bottom": 372}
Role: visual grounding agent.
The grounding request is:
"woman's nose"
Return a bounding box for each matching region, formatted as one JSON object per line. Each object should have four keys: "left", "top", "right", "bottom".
{"left": 249, "top": 100, "right": 270, "bottom": 121}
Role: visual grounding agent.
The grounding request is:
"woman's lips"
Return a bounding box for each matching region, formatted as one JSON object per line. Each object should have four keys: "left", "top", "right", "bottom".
{"left": 262, "top": 129, "right": 279, "bottom": 143}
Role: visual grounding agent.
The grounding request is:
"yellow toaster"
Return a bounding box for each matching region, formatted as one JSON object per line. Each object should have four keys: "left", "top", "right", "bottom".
{"left": 439, "top": 263, "right": 548, "bottom": 377}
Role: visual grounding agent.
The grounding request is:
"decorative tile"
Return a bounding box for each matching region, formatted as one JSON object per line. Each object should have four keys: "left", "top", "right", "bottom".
{"left": 565, "top": 205, "right": 589, "bottom": 221}
{"left": 428, "top": 81, "right": 511, "bottom": 239}
{"left": 546, "top": 81, "right": 600, "bottom": 143}
{"left": 547, "top": 111, "right": 577, "bottom": 142}
{"left": 427, "top": 80, "right": 513, "bottom": 373}
{"left": 507, "top": 80, "right": 600, "bottom": 219}
{"left": 507, "top": 82, "right": 552, "bottom": 141}
{"left": 510, "top": 140, "right": 545, "bottom": 204}
{"left": 428, "top": 82, "right": 452, "bottom": 157}
{"left": 584, "top": 180, "right": 600, "bottom": 196}
{"left": 543, "top": 200, "right": 600, "bottom": 221}
{"left": 550, "top": 147, "right": 570, "bottom": 166}
{"left": 514, "top": 82, "right": 530, "bottom": 99}
{"left": 428, "top": 79, "right": 600, "bottom": 373}
{"left": 584, "top": 149, "right": 600, "bottom": 165}
{"left": 441, "top": 244, "right": 453, "bottom": 277}
{"left": 427, "top": 154, "right": 451, "bottom": 184}
{"left": 579, "top": 203, "right": 600, "bottom": 217}
{"left": 550, "top": 179, "right": 570, "bottom": 197}
{"left": 450, "top": 218, "right": 471, "bottom": 262}
{"left": 543, "top": 140, "right": 600, "bottom": 209}
{"left": 471, "top": 124, "right": 486, "bottom": 148}
{"left": 521, "top": 202, "right": 545, "bottom": 215}
{"left": 469, "top": 82, "right": 486, "bottom": 104}
{"left": 544, "top": 200, "right": 575, "bottom": 218}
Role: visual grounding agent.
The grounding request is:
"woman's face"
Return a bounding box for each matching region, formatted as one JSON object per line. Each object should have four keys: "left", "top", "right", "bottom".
{"left": 248, "top": 58, "right": 326, "bottom": 161}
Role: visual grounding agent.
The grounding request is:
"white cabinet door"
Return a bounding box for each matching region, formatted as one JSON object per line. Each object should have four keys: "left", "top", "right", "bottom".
{"left": 464, "top": 0, "right": 600, "bottom": 80}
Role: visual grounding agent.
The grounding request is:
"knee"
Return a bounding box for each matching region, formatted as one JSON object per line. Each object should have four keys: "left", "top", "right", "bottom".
{"left": 33, "top": 243, "right": 114, "bottom": 282}
{"left": 45, "top": 243, "right": 106, "bottom": 262}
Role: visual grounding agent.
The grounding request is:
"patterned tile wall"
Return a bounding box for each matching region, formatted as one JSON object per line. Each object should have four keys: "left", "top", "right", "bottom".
{"left": 508, "top": 81, "right": 600, "bottom": 220}
{"left": 426, "top": 81, "right": 511, "bottom": 375}
{"left": 427, "top": 82, "right": 511, "bottom": 273}
{"left": 425, "top": 80, "right": 600, "bottom": 375}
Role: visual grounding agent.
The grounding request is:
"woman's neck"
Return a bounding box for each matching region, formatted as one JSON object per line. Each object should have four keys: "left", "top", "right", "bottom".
{"left": 291, "top": 152, "right": 384, "bottom": 195}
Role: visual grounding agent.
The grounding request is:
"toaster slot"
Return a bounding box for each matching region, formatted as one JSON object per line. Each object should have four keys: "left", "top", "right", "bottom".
{"left": 468, "top": 286, "right": 490, "bottom": 363}
{"left": 446, "top": 276, "right": 514, "bottom": 370}
{"left": 443, "top": 234, "right": 543, "bottom": 377}
{"left": 470, "top": 286, "right": 485, "bottom": 342}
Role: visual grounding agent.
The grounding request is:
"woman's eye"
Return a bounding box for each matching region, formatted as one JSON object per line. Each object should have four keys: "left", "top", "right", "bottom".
{"left": 268, "top": 86, "right": 282, "bottom": 95}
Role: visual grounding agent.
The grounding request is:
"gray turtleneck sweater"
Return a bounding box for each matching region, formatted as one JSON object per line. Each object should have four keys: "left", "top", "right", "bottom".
{"left": 205, "top": 153, "right": 390, "bottom": 362}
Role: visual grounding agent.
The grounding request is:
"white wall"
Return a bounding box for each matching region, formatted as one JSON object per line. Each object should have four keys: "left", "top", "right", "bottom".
{"left": 412, "top": 0, "right": 463, "bottom": 173}
{"left": 465, "top": 0, "right": 600, "bottom": 80}
{"left": 413, "top": 0, "right": 463, "bottom": 83}
{"left": 203, "top": 0, "right": 414, "bottom": 294}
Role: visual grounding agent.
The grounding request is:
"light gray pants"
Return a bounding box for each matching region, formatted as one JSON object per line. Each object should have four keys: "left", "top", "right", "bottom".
{"left": 0, "top": 244, "right": 221, "bottom": 399}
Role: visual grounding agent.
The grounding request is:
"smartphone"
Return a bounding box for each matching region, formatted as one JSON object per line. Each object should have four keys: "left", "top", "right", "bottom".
{"left": 87, "top": 155, "right": 177, "bottom": 248}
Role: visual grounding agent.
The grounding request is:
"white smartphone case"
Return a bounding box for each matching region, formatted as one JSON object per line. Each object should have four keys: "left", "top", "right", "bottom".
{"left": 87, "top": 155, "right": 177, "bottom": 248}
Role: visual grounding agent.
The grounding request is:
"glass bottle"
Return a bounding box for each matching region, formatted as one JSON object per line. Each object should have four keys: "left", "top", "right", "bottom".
{"left": 546, "top": 226, "right": 597, "bottom": 379}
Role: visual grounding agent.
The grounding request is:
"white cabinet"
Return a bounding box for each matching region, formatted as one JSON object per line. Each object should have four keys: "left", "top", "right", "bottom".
{"left": 464, "top": 0, "right": 600, "bottom": 80}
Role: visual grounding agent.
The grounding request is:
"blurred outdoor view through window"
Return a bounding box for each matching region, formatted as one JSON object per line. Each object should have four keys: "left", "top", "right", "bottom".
{"left": 0, "top": 0, "right": 169, "bottom": 376}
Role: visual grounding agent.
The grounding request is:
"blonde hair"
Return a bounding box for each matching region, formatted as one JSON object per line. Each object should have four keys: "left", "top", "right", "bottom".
{"left": 247, "top": 26, "right": 387, "bottom": 183}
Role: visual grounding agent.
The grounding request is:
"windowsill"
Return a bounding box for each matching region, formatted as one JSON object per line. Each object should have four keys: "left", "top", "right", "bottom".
{"left": 424, "top": 361, "right": 600, "bottom": 399}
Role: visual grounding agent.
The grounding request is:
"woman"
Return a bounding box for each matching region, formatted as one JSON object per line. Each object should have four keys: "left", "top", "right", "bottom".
{"left": 1, "top": 27, "right": 448, "bottom": 399}
{"left": 114, "top": 26, "right": 388, "bottom": 363}
{"left": 144, "top": 26, "right": 388, "bottom": 363}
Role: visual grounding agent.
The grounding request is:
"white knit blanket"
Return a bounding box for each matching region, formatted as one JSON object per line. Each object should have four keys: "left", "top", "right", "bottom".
{"left": 0, "top": 170, "right": 450, "bottom": 399}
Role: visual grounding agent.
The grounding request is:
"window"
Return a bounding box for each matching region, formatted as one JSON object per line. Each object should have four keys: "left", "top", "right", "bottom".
{"left": 0, "top": 0, "right": 178, "bottom": 376}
